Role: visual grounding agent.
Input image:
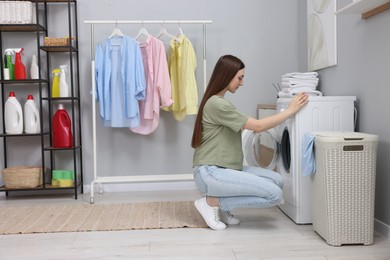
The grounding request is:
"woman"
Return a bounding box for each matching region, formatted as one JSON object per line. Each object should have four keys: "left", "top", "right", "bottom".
{"left": 191, "top": 55, "right": 308, "bottom": 230}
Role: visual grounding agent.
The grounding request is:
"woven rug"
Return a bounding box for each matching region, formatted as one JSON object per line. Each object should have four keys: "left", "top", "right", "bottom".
{"left": 0, "top": 201, "right": 207, "bottom": 235}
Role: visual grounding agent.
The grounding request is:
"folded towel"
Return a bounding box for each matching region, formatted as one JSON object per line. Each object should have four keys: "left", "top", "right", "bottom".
{"left": 282, "top": 78, "right": 319, "bottom": 85}
{"left": 281, "top": 82, "right": 318, "bottom": 89}
{"left": 278, "top": 89, "right": 323, "bottom": 98}
{"left": 301, "top": 132, "right": 316, "bottom": 176}
{"left": 281, "top": 86, "right": 317, "bottom": 93}
{"left": 282, "top": 72, "right": 318, "bottom": 79}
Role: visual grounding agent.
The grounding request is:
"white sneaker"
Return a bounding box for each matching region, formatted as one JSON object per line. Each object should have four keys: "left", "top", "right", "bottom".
{"left": 194, "top": 198, "right": 226, "bottom": 231}
{"left": 219, "top": 210, "right": 240, "bottom": 225}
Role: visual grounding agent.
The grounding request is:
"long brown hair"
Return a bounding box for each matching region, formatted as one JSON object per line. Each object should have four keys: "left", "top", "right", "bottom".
{"left": 191, "top": 55, "right": 245, "bottom": 148}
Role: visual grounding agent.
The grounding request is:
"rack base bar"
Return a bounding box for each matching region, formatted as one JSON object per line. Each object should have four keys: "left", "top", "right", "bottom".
{"left": 89, "top": 174, "right": 194, "bottom": 204}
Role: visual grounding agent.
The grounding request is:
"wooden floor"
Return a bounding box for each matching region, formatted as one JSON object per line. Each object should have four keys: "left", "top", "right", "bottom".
{"left": 0, "top": 189, "right": 389, "bottom": 260}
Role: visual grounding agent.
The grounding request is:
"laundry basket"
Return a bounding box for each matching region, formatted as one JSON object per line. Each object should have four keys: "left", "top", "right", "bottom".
{"left": 311, "top": 131, "right": 378, "bottom": 246}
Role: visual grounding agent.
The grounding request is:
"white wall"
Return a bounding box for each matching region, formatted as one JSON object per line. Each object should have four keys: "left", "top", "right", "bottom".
{"left": 298, "top": 0, "right": 390, "bottom": 233}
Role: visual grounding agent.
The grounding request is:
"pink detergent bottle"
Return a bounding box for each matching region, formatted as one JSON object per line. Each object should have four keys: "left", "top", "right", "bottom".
{"left": 52, "top": 104, "right": 73, "bottom": 148}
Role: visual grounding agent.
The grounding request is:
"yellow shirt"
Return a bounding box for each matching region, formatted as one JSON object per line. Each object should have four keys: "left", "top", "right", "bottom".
{"left": 164, "top": 34, "right": 198, "bottom": 121}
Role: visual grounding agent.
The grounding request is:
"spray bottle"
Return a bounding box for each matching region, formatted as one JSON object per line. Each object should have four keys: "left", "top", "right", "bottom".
{"left": 14, "top": 48, "right": 26, "bottom": 80}
{"left": 4, "top": 49, "right": 15, "bottom": 80}
{"left": 5, "top": 48, "right": 27, "bottom": 80}
{"left": 3, "top": 54, "right": 10, "bottom": 80}
{"left": 52, "top": 68, "right": 61, "bottom": 98}
{"left": 59, "top": 65, "right": 69, "bottom": 97}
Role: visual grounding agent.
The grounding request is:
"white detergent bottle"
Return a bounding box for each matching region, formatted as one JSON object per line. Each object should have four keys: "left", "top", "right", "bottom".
{"left": 5, "top": 92, "right": 23, "bottom": 134}
{"left": 30, "top": 54, "right": 39, "bottom": 79}
{"left": 24, "top": 94, "right": 40, "bottom": 134}
{"left": 59, "top": 65, "right": 69, "bottom": 97}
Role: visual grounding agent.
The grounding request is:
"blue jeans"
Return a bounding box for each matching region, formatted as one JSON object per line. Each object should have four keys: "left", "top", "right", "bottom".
{"left": 193, "top": 165, "right": 284, "bottom": 211}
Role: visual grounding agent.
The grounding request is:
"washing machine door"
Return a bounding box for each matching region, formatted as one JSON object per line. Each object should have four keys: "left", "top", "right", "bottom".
{"left": 279, "top": 126, "right": 291, "bottom": 173}
{"left": 242, "top": 129, "right": 278, "bottom": 170}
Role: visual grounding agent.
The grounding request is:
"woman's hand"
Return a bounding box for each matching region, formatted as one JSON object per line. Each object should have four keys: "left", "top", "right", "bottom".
{"left": 286, "top": 92, "right": 309, "bottom": 116}
{"left": 243, "top": 93, "right": 309, "bottom": 133}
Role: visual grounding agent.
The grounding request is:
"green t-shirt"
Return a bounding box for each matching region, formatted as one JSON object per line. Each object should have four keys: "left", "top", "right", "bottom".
{"left": 193, "top": 95, "right": 249, "bottom": 170}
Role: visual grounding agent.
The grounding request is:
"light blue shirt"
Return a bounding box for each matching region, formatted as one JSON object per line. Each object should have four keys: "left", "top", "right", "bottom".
{"left": 95, "top": 36, "right": 146, "bottom": 127}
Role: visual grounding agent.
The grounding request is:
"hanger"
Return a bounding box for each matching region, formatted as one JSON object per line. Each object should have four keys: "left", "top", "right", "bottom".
{"left": 135, "top": 22, "right": 150, "bottom": 41}
{"left": 177, "top": 21, "right": 184, "bottom": 36}
{"left": 108, "top": 21, "right": 124, "bottom": 38}
{"left": 156, "top": 24, "right": 180, "bottom": 42}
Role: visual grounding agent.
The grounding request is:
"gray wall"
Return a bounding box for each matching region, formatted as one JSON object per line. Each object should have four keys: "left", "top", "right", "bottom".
{"left": 2, "top": 0, "right": 387, "bottom": 233}
{"left": 77, "top": 0, "right": 300, "bottom": 181}
{"left": 298, "top": 0, "right": 390, "bottom": 229}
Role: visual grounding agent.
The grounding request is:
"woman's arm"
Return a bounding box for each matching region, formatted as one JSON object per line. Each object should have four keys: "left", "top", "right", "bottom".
{"left": 243, "top": 92, "right": 308, "bottom": 133}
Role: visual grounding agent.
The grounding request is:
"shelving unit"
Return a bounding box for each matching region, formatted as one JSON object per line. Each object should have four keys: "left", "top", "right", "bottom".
{"left": 0, "top": 0, "right": 83, "bottom": 199}
{"left": 337, "top": 0, "right": 390, "bottom": 19}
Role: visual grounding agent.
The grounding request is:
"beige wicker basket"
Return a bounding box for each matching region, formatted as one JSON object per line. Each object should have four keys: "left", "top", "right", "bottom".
{"left": 312, "top": 132, "right": 378, "bottom": 246}
{"left": 1, "top": 166, "right": 43, "bottom": 189}
{"left": 44, "top": 37, "right": 73, "bottom": 46}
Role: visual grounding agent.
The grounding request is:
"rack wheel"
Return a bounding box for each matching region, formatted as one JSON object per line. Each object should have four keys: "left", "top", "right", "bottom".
{"left": 97, "top": 183, "right": 104, "bottom": 194}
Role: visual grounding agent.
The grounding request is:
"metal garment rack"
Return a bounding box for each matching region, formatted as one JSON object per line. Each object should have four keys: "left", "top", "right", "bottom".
{"left": 84, "top": 20, "right": 212, "bottom": 203}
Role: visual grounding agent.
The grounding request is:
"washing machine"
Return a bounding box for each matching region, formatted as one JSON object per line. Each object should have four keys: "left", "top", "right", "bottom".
{"left": 242, "top": 96, "right": 356, "bottom": 224}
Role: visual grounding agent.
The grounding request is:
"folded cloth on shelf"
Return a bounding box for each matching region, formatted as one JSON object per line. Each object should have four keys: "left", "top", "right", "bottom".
{"left": 301, "top": 132, "right": 316, "bottom": 176}
{"left": 278, "top": 89, "right": 322, "bottom": 98}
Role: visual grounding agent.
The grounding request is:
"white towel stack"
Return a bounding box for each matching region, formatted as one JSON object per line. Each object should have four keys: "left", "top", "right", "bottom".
{"left": 278, "top": 72, "right": 322, "bottom": 98}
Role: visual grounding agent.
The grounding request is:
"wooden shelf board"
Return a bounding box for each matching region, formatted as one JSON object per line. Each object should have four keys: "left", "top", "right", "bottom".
{"left": 337, "top": 0, "right": 390, "bottom": 19}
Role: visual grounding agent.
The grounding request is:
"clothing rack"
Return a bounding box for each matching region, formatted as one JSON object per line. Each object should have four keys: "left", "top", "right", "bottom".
{"left": 84, "top": 20, "right": 212, "bottom": 203}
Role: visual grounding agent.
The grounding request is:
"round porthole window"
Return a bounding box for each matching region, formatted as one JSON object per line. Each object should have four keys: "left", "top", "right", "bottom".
{"left": 281, "top": 128, "right": 291, "bottom": 173}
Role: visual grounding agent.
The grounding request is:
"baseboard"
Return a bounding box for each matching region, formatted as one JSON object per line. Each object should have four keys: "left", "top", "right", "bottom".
{"left": 375, "top": 218, "right": 390, "bottom": 240}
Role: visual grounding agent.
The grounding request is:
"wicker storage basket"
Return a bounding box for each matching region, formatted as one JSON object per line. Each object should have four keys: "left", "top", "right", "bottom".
{"left": 44, "top": 37, "right": 73, "bottom": 46}
{"left": 1, "top": 166, "right": 43, "bottom": 189}
{"left": 312, "top": 132, "right": 378, "bottom": 246}
{"left": 0, "top": 1, "right": 36, "bottom": 24}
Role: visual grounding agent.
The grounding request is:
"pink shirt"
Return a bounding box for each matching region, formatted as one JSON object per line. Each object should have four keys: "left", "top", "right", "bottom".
{"left": 130, "top": 36, "right": 173, "bottom": 135}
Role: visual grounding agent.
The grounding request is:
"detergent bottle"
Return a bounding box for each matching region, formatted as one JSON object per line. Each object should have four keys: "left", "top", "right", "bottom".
{"left": 51, "top": 68, "right": 61, "bottom": 98}
{"left": 14, "top": 48, "right": 26, "bottom": 80}
{"left": 59, "top": 65, "right": 69, "bottom": 97}
{"left": 30, "top": 55, "right": 39, "bottom": 79}
{"left": 4, "top": 92, "right": 23, "bottom": 134}
{"left": 24, "top": 95, "right": 40, "bottom": 134}
{"left": 4, "top": 49, "right": 15, "bottom": 80}
{"left": 52, "top": 104, "right": 73, "bottom": 148}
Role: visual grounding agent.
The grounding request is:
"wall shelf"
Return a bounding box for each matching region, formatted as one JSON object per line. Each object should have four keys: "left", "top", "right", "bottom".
{"left": 337, "top": 0, "right": 390, "bottom": 19}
